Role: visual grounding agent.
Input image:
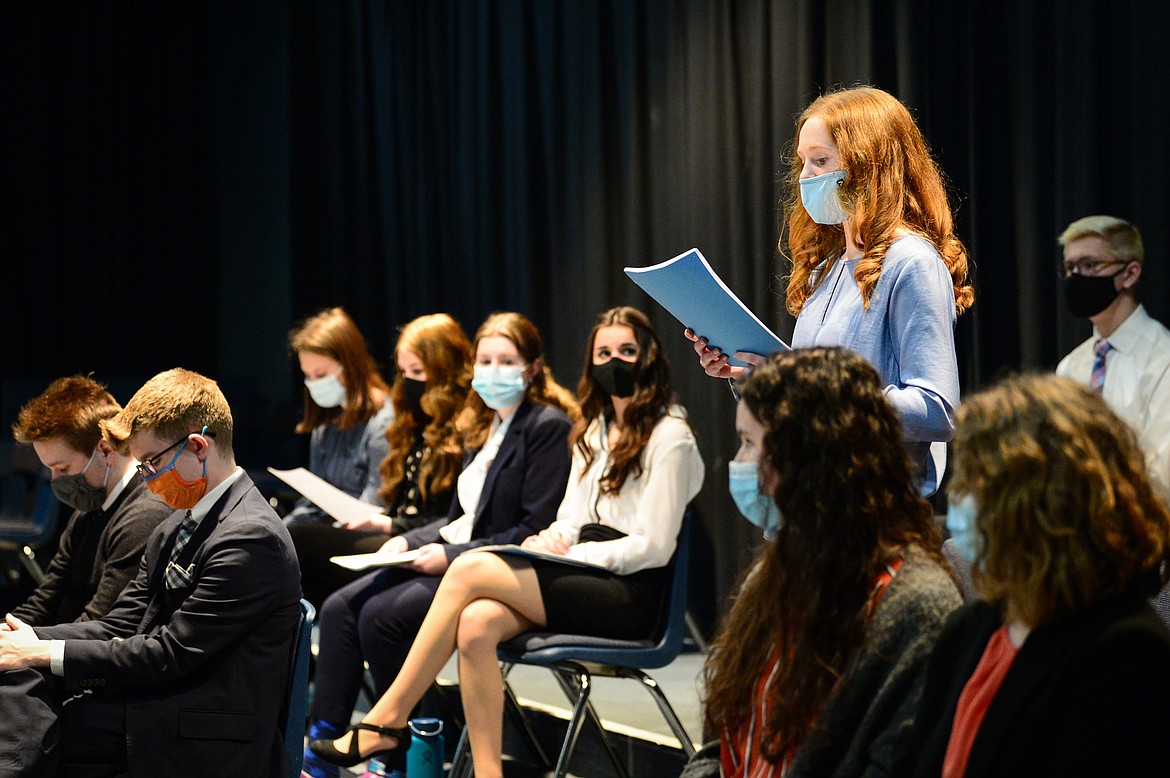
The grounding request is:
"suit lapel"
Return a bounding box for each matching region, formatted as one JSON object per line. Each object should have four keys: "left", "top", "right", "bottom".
{"left": 470, "top": 401, "right": 530, "bottom": 534}
{"left": 139, "top": 476, "right": 251, "bottom": 633}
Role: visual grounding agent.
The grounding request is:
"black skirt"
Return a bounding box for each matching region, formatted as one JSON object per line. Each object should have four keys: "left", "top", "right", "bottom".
{"left": 527, "top": 558, "right": 670, "bottom": 640}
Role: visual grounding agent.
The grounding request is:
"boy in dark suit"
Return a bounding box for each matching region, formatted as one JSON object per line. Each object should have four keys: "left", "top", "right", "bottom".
{"left": 0, "top": 367, "right": 302, "bottom": 777}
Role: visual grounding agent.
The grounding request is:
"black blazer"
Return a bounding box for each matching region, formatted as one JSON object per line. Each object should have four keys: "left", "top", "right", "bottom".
{"left": 904, "top": 596, "right": 1170, "bottom": 777}
{"left": 36, "top": 471, "right": 302, "bottom": 777}
{"left": 401, "top": 399, "right": 572, "bottom": 562}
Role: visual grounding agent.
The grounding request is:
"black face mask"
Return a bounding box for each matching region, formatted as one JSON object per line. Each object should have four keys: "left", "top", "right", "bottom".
{"left": 592, "top": 358, "right": 637, "bottom": 399}
{"left": 402, "top": 377, "right": 427, "bottom": 416}
{"left": 1064, "top": 269, "right": 1122, "bottom": 318}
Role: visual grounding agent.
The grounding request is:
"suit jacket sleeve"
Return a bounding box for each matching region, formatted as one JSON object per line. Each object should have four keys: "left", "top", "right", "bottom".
{"left": 49, "top": 513, "right": 293, "bottom": 689}
{"left": 443, "top": 409, "right": 572, "bottom": 561}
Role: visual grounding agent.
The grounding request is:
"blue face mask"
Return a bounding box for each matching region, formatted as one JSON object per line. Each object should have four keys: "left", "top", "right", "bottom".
{"left": 728, "top": 459, "right": 783, "bottom": 540}
{"left": 799, "top": 169, "right": 849, "bottom": 225}
{"left": 945, "top": 493, "right": 981, "bottom": 563}
{"left": 471, "top": 364, "right": 527, "bottom": 411}
{"left": 304, "top": 370, "right": 347, "bottom": 409}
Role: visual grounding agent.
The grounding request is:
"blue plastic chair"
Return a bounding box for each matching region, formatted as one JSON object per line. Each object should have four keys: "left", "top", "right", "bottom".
{"left": 283, "top": 598, "right": 316, "bottom": 778}
{"left": 449, "top": 515, "right": 697, "bottom": 778}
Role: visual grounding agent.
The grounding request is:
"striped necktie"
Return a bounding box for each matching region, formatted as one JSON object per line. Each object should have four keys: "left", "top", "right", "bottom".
{"left": 165, "top": 510, "right": 198, "bottom": 588}
{"left": 1089, "top": 339, "right": 1112, "bottom": 393}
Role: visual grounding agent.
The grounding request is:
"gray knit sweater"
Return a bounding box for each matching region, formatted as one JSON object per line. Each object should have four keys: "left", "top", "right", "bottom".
{"left": 682, "top": 545, "right": 962, "bottom": 778}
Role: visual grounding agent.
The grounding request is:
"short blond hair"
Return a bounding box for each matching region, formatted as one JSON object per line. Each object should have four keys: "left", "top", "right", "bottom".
{"left": 1058, "top": 214, "right": 1144, "bottom": 265}
{"left": 102, "top": 368, "right": 234, "bottom": 460}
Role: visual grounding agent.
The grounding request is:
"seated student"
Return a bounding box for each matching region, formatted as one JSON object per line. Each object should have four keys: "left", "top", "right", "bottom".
{"left": 308, "top": 306, "right": 705, "bottom": 778}
{"left": 284, "top": 306, "right": 395, "bottom": 526}
{"left": 10, "top": 375, "right": 171, "bottom": 625}
{"left": 290, "top": 313, "right": 472, "bottom": 606}
{"left": 903, "top": 374, "right": 1170, "bottom": 777}
{"left": 301, "top": 311, "right": 578, "bottom": 778}
{"left": 684, "top": 347, "right": 962, "bottom": 778}
{"left": 0, "top": 368, "right": 301, "bottom": 777}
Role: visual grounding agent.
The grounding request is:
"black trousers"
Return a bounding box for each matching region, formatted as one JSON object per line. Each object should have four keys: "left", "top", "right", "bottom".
{"left": 0, "top": 668, "right": 128, "bottom": 777}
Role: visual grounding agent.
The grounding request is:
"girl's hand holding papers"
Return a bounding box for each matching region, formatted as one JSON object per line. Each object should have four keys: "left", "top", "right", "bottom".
{"left": 684, "top": 328, "right": 765, "bottom": 381}
{"left": 520, "top": 529, "right": 571, "bottom": 556}
{"left": 410, "top": 544, "right": 450, "bottom": 575}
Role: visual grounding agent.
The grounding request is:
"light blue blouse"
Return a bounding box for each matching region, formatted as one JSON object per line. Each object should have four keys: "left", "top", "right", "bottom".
{"left": 792, "top": 234, "right": 959, "bottom": 495}
{"left": 284, "top": 397, "right": 396, "bottom": 525}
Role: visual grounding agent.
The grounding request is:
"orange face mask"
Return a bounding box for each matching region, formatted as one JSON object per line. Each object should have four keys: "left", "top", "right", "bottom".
{"left": 144, "top": 440, "right": 208, "bottom": 510}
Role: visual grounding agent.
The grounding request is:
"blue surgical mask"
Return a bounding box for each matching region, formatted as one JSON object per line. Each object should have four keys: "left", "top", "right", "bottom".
{"left": 304, "top": 370, "right": 347, "bottom": 408}
{"left": 728, "top": 459, "right": 783, "bottom": 540}
{"left": 472, "top": 364, "right": 527, "bottom": 411}
{"left": 945, "top": 493, "right": 981, "bottom": 563}
{"left": 799, "top": 169, "right": 849, "bottom": 225}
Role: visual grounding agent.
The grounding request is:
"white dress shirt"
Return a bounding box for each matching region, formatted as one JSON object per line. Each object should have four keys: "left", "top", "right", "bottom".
{"left": 1057, "top": 304, "right": 1170, "bottom": 499}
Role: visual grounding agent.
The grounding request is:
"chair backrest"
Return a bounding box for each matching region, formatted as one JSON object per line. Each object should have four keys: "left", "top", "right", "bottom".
{"left": 282, "top": 598, "right": 315, "bottom": 778}
{"left": 0, "top": 441, "right": 58, "bottom": 549}
{"left": 498, "top": 511, "right": 692, "bottom": 670}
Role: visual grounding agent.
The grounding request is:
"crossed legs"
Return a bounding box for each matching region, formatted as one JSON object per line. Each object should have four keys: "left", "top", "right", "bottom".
{"left": 325, "top": 551, "right": 546, "bottom": 778}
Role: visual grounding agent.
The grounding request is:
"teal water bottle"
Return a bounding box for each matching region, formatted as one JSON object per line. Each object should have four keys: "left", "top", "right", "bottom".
{"left": 405, "top": 717, "right": 444, "bottom": 778}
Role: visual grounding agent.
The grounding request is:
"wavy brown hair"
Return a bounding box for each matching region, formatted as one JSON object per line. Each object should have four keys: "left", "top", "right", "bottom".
{"left": 951, "top": 374, "right": 1170, "bottom": 628}
{"left": 702, "top": 347, "right": 940, "bottom": 762}
{"left": 782, "top": 86, "right": 973, "bottom": 316}
{"left": 572, "top": 306, "right": 674, "bottom": 495}
{"left": 289, "top": 306, "right": 391, "bottom": 433}
{"left": 378, "top": 314, "right": 472, "bottom": 508}
{"left": 457, "top": 311, "right": 580, "bottom": 448}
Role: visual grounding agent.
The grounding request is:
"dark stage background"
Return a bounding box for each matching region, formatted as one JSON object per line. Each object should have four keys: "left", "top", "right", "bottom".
{"left": 4, "top": 1, "right": 1168, "bottom": 632}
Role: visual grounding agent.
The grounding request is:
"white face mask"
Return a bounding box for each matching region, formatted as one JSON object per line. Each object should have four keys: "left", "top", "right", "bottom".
{"left": 799, "top": 169, "right": 849, "bottom": 225}
{"left": 471, "top": 364, "right": 527, "bottom": 411}
{"left": 304, "top": 369, "right": 347, "bottom": 408}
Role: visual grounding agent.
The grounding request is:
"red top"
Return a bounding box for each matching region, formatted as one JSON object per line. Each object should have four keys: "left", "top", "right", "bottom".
{"left": 942, "top": 625, "right": 1020, "bottom": 778}
{"left": 720, "top": 558, "right": 904, "bottom": 778}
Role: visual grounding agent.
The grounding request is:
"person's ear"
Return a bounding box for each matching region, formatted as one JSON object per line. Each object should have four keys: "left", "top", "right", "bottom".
{"left": 525, "top": 358, "right": 543, "bottom": 383}
{"left": 187, "top": 431, "right": 212, "bottom": 461}
{"left": 97, "top": 437, "right": 116, "bottom": 460}
{"left": 1119, "top": 260, "right": 1143, "bottom": 290}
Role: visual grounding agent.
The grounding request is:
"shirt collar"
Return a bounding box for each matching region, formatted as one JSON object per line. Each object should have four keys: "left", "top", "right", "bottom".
{"left": 101, "top": 463, "right": 136, "bottom": 511}
{"left": 189, "top": 466, "right": 245, "bottom": 524}
{"left": 1093, "top": 304, "right": 1150, "bottom": 355}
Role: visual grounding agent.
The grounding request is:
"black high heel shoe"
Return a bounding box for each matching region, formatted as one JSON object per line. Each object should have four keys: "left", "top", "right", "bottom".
{"left": 308, "top": 721, "right": 410, "bottom": 767}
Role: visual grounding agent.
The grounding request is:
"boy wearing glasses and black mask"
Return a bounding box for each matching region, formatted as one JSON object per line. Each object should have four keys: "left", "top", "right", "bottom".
{"left": 0, "top": 368, "right": 301, "bottom": 777}
{"left": 1055, "top": 215, "right": 1170, "bottom": 499}
{"left": 10, "top": 375, "right": 171, "bottom": 626}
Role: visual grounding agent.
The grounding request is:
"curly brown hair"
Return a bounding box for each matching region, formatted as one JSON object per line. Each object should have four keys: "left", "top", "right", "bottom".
{"left": 951, "top": 373, "right": 1170, "bottom": 628}
{"left": 782, "top": 87, "right": 973, "bottom": 317}
{"left": 457, "top": 311, "right": 580, "bottom": 448}
{"left": 289, "top": 306, "right": 391, "bottom": 433}
{"left": 571, "top": 306, "right": 674, "bottom": 495}
{"left": 702, "top": 347, "right": 940, "bottom": 762}
{"left": 378, "top": 314, "right": 472, "bottom": 508}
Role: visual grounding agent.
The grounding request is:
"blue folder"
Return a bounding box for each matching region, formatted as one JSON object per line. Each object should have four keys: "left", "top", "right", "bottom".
{"left": 625, "top": 248, "right": 788, "bottom": 366}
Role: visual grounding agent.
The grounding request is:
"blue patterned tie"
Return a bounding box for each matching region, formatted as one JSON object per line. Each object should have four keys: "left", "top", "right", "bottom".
{"left": 165, "top": 510, "right": 198, "bottom": 588}
{"left": 1090, "top": 339, "right": 1112, "bottom": 393}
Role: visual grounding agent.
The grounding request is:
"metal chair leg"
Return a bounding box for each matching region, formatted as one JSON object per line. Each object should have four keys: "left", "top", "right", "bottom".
{"left": 551, "top": 666, "right": 628, "bottom": 778}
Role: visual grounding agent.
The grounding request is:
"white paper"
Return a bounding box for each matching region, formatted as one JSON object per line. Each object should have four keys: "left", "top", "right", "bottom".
{"left": 329, "top": 548, "right": 422, "bottom": 571}
{"left": 267, "top": 466, "right": 386, "bottom": 525}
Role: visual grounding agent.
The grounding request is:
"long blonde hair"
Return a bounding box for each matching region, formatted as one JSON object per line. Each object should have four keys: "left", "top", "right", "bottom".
{"left": 783, "top": 86, "right": 973, "bottom": 316}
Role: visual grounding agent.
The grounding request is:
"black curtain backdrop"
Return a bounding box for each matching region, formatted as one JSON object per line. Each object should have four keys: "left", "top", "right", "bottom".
{"left": 4, "top": 0, "right": 1169, "bottom": 631}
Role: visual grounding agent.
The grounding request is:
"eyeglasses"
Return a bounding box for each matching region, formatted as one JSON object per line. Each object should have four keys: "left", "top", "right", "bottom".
{"left": 1057, "top": 257, "right": 1127, "bottom": 279}
{"left": 135, "top": 427, "right": 216, "bottom": 479}
{"left": 135, "top": 437, "right": 187, "bottom": 479}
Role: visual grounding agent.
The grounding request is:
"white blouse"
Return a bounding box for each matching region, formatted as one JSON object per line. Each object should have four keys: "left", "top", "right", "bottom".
{"left": 440, "top": 412, "right": 515, "bottom": 545}
{"left": 544, "top": 405, "right": 704, "bottom": 575}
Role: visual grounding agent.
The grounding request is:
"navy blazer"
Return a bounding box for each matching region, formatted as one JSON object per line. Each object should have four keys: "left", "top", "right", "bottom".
{"left": 904, "top": 596, "right": 1170, "bottom": 777}
{"left": 401, "top": 399, "right": 572, "bottom": 562}
{"left": 36, "top": 471, "right": 302, "bottom": 777}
